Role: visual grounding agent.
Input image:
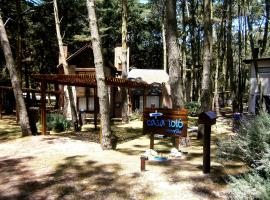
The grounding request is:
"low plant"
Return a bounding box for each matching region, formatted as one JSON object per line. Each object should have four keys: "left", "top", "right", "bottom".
{"left": 129, "top": 109, "right": 143, "bottom": 121}
{"left": 44, "top": 113, "right": 71, "bottom": 132}
{"left": 217, "top": 112, "right": 270, "bottom": 200}
{"left": 184, "top": 101, "right": 201, "bottom": 116}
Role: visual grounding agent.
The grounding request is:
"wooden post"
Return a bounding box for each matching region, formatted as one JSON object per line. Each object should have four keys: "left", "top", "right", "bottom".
{"left": 150, "top": 133, "right": 154, "bottom": 149}
{"left": 203, "top": 124, "right": 211, "bottom": 173}
{"left": 174, "top": 136, "right": 180, "bottom": 150}
{"left": 16, "top": 105, "right": 19, "bottom": 123}
{"left": 40, "top": 81, "right": 46, "bottom": 135}
{"left": 143, "top": 90, "right": 147, "bottom": 110}
{"left": 128, "top": 88, "right": 131, "bottom": 112}
{"left": 140, "top": 156, "right": 147, "bottom": 171}
{"left": 94, "top": 87, "right": 98, "bottom": 130}
{"left": 0, "top": 88, "right": 2, "bottom": 119}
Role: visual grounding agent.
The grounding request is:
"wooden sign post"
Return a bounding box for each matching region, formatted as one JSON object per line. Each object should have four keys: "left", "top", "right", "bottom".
{"left": 143, "top": 108, "right": 188, "bottom": 150}
{"left": 198, "top": 111, "right": 217, "bottom": 174}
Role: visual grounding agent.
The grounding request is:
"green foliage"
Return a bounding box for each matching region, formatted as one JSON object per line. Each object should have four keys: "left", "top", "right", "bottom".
{"left": 46, "top": 113, "right": 70, "bottom": 132}
{"left": 184, "top": 101, "right": 201, "bottom": 116}
{"left": 217, "top": 112, "right": 270, "bottom": 165}
{"left": 217, "top": 112, "right": 270, "bottom": 200}
{"left": 129, "top": 109, "right": 143, "bottom": 121}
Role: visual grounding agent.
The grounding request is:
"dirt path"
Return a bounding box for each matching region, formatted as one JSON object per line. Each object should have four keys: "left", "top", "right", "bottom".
{"left": 0, "top": 116, "right": 244, "bottom": 200}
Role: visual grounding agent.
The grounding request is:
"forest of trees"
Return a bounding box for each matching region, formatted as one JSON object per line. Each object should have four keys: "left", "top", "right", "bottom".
{"left": 1, "top": 0, "right": 269, "bottom": 109}
{"left": 0, "top": 0, "right": 269, "bottom": 145}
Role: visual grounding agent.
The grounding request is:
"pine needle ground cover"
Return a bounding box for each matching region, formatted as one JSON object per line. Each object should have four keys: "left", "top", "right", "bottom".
{"left": 0, "top": 115, "right": 246, "bottom": 199}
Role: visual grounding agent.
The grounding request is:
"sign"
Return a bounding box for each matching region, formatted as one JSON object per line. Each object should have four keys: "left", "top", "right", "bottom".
{"left": 143, "top": 108, "right": 188, "bottom": 138}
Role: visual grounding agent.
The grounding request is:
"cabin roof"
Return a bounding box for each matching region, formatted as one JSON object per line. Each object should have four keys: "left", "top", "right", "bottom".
{"left": 57, "top": 44, "right": 117, "bottom": 72}
{"left": 243, "top": 57, "right": 270, "bottom": 64}
{"left": 128, "top": 69, "right": 169, "bottom": 84}
{"left": 31, "top": 74, "right": 152, "bottom": 88}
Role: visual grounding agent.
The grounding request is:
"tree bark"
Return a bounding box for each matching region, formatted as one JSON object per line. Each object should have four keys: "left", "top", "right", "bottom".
{"left": 0, "top": 12, "right": 31, "bottom": 136}
{"left": 86, "top": 0, "right": 115, "bottom": 150}
{"left": 121, "top": 0, "right": 129, "bottom": 123}
{"left": 227, "top": 0, "right": 237, "bottom": 112}
{"left": 53, "top": 0, "right": 80, "bottom": 131}
{"left": 190, "top": 0, "right": 197, "bottom": 101}
{"left": 200, "top": 0, "right": 212, "bottom": 112}
{"left": 165, "top": 0, "right": 184, "bottom": 109}
{"left": 162, "top": 0, "right": 167, "bottom": 73}
{"left": 260, "top": 0, "right": 270, "bottom": 57}
{"left": 15, "top": 0, "right": 22, "bottom": 85}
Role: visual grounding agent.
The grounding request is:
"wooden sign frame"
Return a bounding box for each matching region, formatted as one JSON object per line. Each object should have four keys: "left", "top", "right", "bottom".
{"left": 143, "top": 108, "right": 188, "bottom": 150}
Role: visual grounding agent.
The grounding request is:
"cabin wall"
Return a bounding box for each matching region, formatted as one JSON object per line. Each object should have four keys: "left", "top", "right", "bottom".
{"left": 248, "top": 60, "right": 270, "bottom": 114}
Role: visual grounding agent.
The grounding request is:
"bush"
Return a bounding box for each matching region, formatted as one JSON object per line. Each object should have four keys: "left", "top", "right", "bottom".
{"left": 184, "top": 101, "right": 201, "bottom": 116}
{"left": 45, "top": 113, "right": 70, "bottom": 132}
{"left": 217, "top": 112, "right": 270, "bottom": 200}
{"left": 129, "top": 109, "right": 143, "bottom": 121}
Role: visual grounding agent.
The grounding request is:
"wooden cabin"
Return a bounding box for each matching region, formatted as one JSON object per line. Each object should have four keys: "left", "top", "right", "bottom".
{"left": 128, "top": 69, "right": 172, "bottom": 111}
{"left": 243, "top": 57, "right": 270, "bottom": 114}
{"left": 58, "top": 44, "right": 122, "bottom": 118}
{"left": 57, "top": 44, "right": 169, "bottom": 119}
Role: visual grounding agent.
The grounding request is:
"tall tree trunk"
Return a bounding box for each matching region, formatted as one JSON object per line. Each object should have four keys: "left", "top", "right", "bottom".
{"left": 53, "top": 0, "right": 80, "bottom": 131}
{"left": 0, "top": 12, "right": 31, "bottom": 136}
{"left": 238, "top": 0, "right": 243, "bottom": 112}
{"left": 15, "top": 0, "right": 22, "bottom": 85}
{"left": 165, "top": 0, "right": 184, "bottom": 109}
{"left": 227, "top": 0, "right": 237, "bottom": 112}
{"left": 260, "top": 0, "right": 270, "bottom": 57}
{"left": 200, "top": 0, "right": 212, "bottom": 112}
{"left": 86, "top": 0, "right": 115, "bottom": 150}
{"left": 190, "top": 0, "right": 197, "bottom": 101}
{"left": 218, "top": 0, "right": 227, "bottom": 108}
{"left": 121, "top": 0, "right": 129, "bottom": 123}
{"left": 162, "top": 17, "right": 167, "bottom": 72}
{"left": 181, "top": 0, "right": 190, "bottom": 102}
{"left": 221, "top": 0, "right": 228, "bottom": 105}
{"left": 212, "top": 58, "right": 220, "bottom": 115}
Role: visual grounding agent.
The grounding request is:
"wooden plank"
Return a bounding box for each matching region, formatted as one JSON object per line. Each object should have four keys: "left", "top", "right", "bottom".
{"left": 40, "top": 81, "right": 46, "bottom": 135}
{"left": 94, "top": 87, "right": 98, "bottom": 130}
{"left": 0, "top": 88, "right": 2, "bottom": 119}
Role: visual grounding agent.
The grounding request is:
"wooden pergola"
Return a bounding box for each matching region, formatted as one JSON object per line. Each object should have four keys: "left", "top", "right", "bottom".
{"left": 31, "top": 74, "right": 155, "bottom": 135}
{"left": 0, "top": 85, "right": 62, "bottom": 121}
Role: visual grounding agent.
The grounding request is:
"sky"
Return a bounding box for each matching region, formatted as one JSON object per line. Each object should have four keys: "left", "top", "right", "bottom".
{"left": 140, "top": 0, "right": 149, "bottom": 4}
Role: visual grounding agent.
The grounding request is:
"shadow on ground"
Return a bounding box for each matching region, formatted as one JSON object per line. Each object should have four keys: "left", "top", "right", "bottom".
{"left": 0, "top": 116, "right": 21, "bottom": 143}
{"left": 0, "top": 155, "right": 154, "bottom": 200}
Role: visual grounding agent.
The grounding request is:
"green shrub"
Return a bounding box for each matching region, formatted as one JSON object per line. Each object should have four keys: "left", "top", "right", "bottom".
{"left": 217, "top": 112, "right": 270, "bottom": 200}
{"left": 184, "top": 101, "right": 201, "bottom": 116}
{"left": 45, "top": 113, "right": 70, "bottom": 132}
{"left": 129, "top": 109, "right": 143, "bottom": 121}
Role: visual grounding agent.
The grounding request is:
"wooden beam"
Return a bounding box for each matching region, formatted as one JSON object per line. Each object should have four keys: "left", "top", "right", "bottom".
{"left": 0, "top": 88, "right": 2, "bottom": 119}
{"left": 143, "top": 90, "right": 147, "bottom": 110}
{"left": 40, "top": 81, "right": 46, "bottom": 135}
{"left": 16, "top": 105, "right": 19, "bottom": 123}
{"left": 94, "top": 87, "right": 98, "bottom": 130}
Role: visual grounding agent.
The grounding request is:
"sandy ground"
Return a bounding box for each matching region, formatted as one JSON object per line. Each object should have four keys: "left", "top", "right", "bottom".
{"left": 0, "top": 116, "right": 245, "bottom": 200}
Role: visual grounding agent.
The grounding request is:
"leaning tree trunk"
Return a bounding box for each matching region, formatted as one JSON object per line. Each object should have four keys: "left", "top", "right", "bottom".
{"left": 0, "top": 12, "right": 31, "bottom": 136}
{"left": 121, "top": 0, "right": 129, "bottom": 123}
{"left": 15, "top": 0, "right": 22, "bottom": 85}
{"left": 165, "top": 0, "right": 184, "bottom": 109}
{"left": 200, "top": 0, "right": 212, "bottom": 112}
{"left": 53, "top": 0, "right": 80, "bottom": 131}
{"left": 86, "top": 0, "right": 115, "bottom": 150}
